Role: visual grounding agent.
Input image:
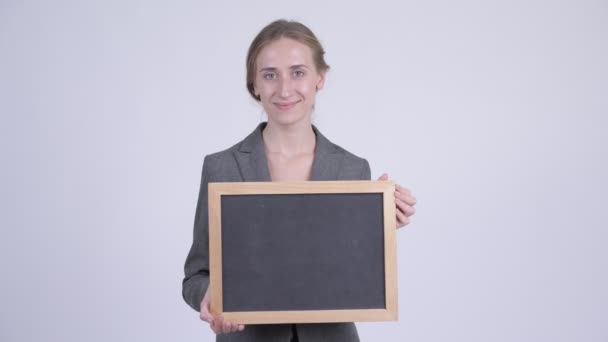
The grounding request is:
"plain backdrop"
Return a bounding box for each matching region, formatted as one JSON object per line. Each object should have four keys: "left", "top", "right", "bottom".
{"left": 1, "top": 1, "right": 607, "bottom": 341}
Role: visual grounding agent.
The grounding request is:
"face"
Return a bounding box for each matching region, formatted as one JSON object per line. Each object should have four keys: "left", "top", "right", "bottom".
{"left": 253, "top": 38, "right": 325, "bottom": 127}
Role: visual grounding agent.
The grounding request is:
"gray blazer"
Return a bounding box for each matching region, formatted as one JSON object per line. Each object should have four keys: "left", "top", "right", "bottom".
{"left": 182, "top": 122, "right": 371, "bottom": 342}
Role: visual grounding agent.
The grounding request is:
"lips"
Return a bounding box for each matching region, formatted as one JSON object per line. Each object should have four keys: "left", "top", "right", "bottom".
{"left": 274, "top": 100, "right": 300, "bottom": 110}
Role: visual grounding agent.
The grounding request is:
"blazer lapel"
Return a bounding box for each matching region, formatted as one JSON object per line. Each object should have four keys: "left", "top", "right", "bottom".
{"left": 310, "top": 125, "right": 341, "bottom": 181}
{"left": 234, "top": 123, "right": 272, "bottom": 182}
{"left": 234, "top": 122, "right": 341, "bottom": 182}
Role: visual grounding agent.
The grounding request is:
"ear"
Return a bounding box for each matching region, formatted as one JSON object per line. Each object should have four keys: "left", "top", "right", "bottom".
{"left": 315, "top": 71, "right": 326, "bottom": 91}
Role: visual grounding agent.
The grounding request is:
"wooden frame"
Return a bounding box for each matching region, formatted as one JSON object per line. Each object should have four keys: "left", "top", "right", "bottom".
{"left": 208, "top": 180, "right": 397, "bottom": 324}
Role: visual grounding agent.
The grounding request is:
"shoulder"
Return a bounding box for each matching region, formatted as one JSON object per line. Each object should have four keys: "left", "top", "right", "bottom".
{"left": 198, "top": 137, "right": 246, "bottom": 182}
{"left": 332, "top": 141, "right": 369, "bottom": 168}
{"left": 335, "top": 142, "right": 367, "bottom": 163}
{"left": 314, "top": 125, "right": 368, "bottom": 164}
{"left": 314, "top": 126, "right": 371, "bottom": 180}
{"left": 199, "top": 143, "right": 241, "bottom": 181}
{"left": 203, "top": 142, "right": 239, "bottom": 167}
{"left": 333, "top": 142, "right": 371, "bottom": 180}
{"left": 199, "top": 123, "right": 265, "bottom": 180}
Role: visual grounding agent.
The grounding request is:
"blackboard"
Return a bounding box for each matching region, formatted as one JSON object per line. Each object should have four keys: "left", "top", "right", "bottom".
{"left": 208, "top": 181, "right": 397, "bottom": 324}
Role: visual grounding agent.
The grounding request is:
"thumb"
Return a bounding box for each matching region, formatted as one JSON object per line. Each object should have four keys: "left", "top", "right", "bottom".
{"left": 200, "top": 306, "right": 214, "bottom": 323}
{"left": 200, "top": 291, "right": 214, "bottom": 323}
{"left": 200, "top": 301, "right": 214, "bottom": 323}
{"left": 377, "top": 173, "right": 389, "bottom": 181}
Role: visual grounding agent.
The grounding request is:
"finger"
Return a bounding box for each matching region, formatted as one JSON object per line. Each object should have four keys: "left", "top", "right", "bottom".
{"left": 200, "top": 312, "right": 213, "bottom": 323}
{"left": 395, "top": 191, "right": 416, "bottom": 206}
{"left": 209, "top": 318, "right": 218, "bottom": 334}
{"left": 396, "top": 184, "right": 411, "bottom": 196}
{"left": 199, "top": 288, "right": 213, "bottom": 323}
{"left": 377, "top": 173, "right": 389, "bottom": 181}
{"left": 396, "top": 198, "right": 416, "bottom": 217}
{"left": 396, "top": 209, "right": 409, "bottom": 228}
{"left": 238, "top": 324, "right": 245, "bottom": 331}
{"left": 209, "top": 320, "right": 218, "bottom": 334}
{"left": 213, "top": 315, "right": 224, "bottom": 334}
{"left": 405, "top": 195, "right": 417, "bottom": 206}
{"left": 395, "top": 186, "right": 416, "bottom": 203}
{"left": 227, "top": 322, "right": 236, "bottom": 333}
{"left": 200, "top": 303, "right": 213, "bottom": 323}
{"left": 217, "top": 316, "right": 231, "bottom": 334}
{"left": 210, "top": 320, "right": 220, "bottom": 335}
{"left": 222, "top": 319, "right": 231, "bottom": 334}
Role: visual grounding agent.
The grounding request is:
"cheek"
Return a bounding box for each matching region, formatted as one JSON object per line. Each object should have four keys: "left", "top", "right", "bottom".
{"left": 295, "top": 81, "right": 314, "bottom": 95}
{"left": 258, "top": 85, "right": 276, "bottom": 108}
{"left": 302, "top": 81, "right": 318, "bottom": 97}
{"left": 256, "top": 82, "right": 274, "bottom": 98}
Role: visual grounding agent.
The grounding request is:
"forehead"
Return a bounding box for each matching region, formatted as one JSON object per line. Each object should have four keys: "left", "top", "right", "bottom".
{"left": 256, "top": 38, "right": 314, "bottom": 69}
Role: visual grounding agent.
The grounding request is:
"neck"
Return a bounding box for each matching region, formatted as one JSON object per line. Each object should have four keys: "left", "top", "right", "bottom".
{"left": 262, "top": 119, "right": 316, "bottom": 155}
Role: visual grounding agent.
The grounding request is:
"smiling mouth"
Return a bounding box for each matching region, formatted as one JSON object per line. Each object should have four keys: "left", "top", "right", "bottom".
{"left": 274, "top": 100, "right": 300, "bottom": 110}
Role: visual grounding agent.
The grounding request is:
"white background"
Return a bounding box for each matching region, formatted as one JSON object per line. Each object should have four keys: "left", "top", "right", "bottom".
{"left": 1, "top": 1, "right": 607, "bottom": 341}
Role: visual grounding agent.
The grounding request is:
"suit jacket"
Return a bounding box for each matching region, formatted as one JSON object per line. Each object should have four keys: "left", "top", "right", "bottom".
{"left": 182, "top": 122, "right": 371, "bottom": 342}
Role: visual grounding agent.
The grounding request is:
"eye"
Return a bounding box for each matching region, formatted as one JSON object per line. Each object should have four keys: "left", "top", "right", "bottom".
{"left": 263, "top": 73, "right": 277, "bottom": 80}
{"left": 293, "top": 70, "right": 305, "bottom": 78}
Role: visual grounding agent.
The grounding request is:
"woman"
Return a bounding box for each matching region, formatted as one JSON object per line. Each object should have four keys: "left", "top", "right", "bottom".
{"left": 182, "top": 19, "right": 417, "bottom": 341}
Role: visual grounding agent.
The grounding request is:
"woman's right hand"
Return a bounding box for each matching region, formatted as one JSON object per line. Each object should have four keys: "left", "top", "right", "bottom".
{"left": 199, "top": 287, "right": 245, "bottom": 334}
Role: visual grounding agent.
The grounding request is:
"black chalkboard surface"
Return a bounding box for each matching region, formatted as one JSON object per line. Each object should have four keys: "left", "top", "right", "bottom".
{"left": 208, "top": 181, "right": 397, "bottom": 324}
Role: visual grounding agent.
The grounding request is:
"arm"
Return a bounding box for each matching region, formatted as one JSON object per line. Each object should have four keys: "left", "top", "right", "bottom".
{"left": 182, "top": 156, "right": 245, "bottom": 334}
{"left": 182, "top": 156, "right": 211, "bottom": 312}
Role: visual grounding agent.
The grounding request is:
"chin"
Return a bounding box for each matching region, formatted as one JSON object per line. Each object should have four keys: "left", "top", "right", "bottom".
{"left": 267, "top": 110, "right": 311, "bottom": 127}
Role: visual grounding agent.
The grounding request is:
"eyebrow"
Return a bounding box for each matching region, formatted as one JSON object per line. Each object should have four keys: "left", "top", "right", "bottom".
{"left": 258, "top": 64, "right": 310, "bottom": 73}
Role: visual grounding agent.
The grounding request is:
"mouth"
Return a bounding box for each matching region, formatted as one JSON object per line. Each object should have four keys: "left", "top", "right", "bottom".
{"left": 273, "top": 100, "right": 300, "bottom": 111}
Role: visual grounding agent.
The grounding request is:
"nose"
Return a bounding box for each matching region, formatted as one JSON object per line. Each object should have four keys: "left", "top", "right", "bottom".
{"left": 278, "top": 77, "right": 293, "bottom": 98}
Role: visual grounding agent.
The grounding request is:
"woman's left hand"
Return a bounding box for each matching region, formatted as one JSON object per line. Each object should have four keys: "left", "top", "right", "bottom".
{"left": 378, "top": 173, "right": 417, "bottom": 229}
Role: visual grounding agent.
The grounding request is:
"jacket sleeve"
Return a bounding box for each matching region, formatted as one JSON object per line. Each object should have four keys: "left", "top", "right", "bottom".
{"left": 182, "top": 155, "right": 211, "bottom": 312}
